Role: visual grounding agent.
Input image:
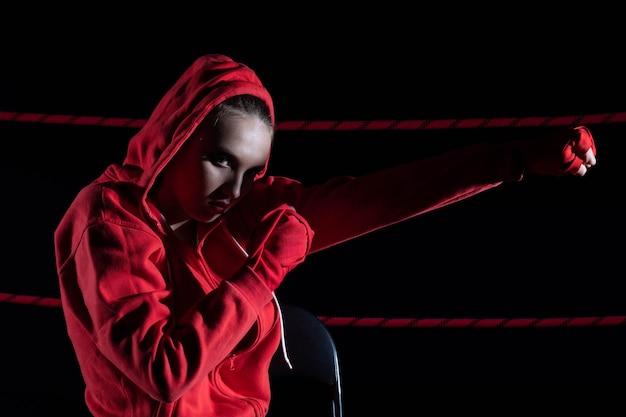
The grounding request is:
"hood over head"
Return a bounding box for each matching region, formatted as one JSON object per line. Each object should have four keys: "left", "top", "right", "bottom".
{"left": 101, "top": 54, "right": 274, "bottom": 195}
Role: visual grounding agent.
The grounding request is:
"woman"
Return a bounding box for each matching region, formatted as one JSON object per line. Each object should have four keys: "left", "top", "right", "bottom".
{"left": 54, "top": 54, "right": 596, "bottom": 417}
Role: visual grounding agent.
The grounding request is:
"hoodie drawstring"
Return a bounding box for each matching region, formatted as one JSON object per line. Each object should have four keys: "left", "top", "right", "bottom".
{"left": 272, "top": 292, "right": 293, "bottom": 369}
{"left": 227, "top": 228, "right": 292, "bottom": 370}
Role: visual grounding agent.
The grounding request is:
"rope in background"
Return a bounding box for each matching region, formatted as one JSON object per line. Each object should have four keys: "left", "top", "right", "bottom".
{"left": 2, "top": 109, "right": 623, "bottom": 329}
{"left": 2, "top": 292, "right": 624, "bottom": 328}
{"left": 2, "top": 110, "right": 626, "bottom": 130}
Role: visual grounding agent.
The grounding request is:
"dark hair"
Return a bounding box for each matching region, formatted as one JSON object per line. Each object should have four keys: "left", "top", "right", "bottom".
{"left": 209, "top": 94, "right": 273, "bottom": 132}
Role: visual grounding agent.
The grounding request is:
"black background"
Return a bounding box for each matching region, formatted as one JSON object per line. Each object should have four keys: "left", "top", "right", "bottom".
{"left": 1, "top": 6, "right": 625, "bottom": 416}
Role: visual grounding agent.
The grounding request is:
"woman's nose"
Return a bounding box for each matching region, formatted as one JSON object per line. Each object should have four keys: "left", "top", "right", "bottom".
{"left": 222, "top": 174, "right": 244, "bottom": 199}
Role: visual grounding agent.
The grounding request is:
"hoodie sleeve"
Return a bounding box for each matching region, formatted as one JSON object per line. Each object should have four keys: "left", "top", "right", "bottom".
{"left": 241, "top": 139, "right": 522, "bottom": 253}
{"left": 55, "top": 185, "right": 273, "bottom": 403}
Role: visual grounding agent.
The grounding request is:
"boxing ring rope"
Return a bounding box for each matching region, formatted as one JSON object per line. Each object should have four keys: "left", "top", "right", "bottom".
{"left": 1, "top": 109, "right": 623, "bottom": 329}
{"left": 1, "top": 292, "right": 624, "bottom": 328}
{"left": 2, "top": 110, "right": 626, "bottom": 130}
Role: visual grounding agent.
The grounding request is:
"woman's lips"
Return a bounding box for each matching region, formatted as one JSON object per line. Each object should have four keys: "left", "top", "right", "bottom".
{"left": 208, "top": 201, "right": 229, "bottom": 214}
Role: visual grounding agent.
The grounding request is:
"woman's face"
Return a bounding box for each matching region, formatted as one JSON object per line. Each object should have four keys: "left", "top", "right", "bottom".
{"left": 157, "top": 113, "right": 273, "bottom": 225}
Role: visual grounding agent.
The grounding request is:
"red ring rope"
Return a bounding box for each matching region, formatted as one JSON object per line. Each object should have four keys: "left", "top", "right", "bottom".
{"left": 2, "top": 109, "right": 622, "bottom": 329}
{"left": 1, "top": 110, "right": 625, "bottom": 130}
{"left": 2, "top": 292, "right": 623, "bottom": 328}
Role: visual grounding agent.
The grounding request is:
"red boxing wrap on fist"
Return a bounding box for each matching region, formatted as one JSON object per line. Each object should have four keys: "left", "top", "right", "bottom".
{"left": 515, "top": 125, "right": 597, "bottom": 176}
{"left": 246, "top": 204, "right": 314, "bottom": 292}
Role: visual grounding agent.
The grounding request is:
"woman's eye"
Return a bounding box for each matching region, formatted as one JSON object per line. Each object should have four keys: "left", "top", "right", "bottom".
{"left": 209, "top": 155, "right": 230, "bottom": 168}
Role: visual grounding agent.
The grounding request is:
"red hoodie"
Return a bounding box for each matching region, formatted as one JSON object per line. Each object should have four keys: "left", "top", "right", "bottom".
{"left": 54, "top": 54, "right": 523, "bottom": 417}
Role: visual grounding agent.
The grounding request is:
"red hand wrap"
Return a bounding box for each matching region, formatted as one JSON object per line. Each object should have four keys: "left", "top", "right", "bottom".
{"left": 247, "top": 204, "right": 314, "bottom": 291}
{"left": 517, "top": 126, "right": 596, "bottom": 176}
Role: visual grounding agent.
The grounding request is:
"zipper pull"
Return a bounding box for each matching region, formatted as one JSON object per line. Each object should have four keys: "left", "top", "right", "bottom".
{"left": 229, "top": 353, "right": 236, "bottom": 371}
